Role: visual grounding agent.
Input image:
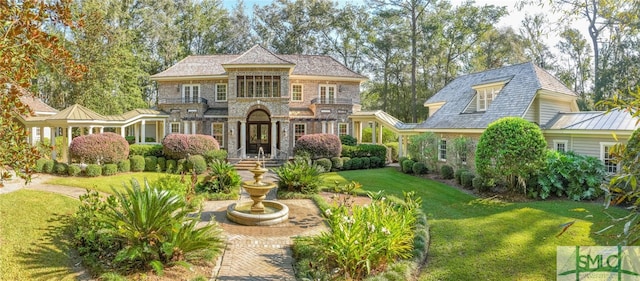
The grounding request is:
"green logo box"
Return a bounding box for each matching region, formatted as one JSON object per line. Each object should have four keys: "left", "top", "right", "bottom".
{"left": 558, "top": 246, "right": 640, "bottom": 280}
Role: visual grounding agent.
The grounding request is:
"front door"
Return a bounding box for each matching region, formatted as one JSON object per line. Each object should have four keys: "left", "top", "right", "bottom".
{"left": 247, "top": 123, "right": 270, "bottom": 154}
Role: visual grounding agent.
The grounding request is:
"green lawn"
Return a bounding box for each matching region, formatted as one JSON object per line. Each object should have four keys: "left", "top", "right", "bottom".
{"left": 0, "top": 190, "right": 81, "bottom": 280}
{"left": 322, "top": 168, "right": 629, "bottom": 281}
{"left": 44, "top": 172, "right": 199, "bottom": 194}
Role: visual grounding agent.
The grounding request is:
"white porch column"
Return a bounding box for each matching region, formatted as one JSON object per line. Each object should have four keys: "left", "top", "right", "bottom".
{"left": 379, "top": 124, "right": 384, "bottom": 144}
{"left": 358, "top": 121, "right": 363, "bottom": 143}
{"left": 321, "top": 121, "right": 327, "bottom": 133}
{"left": 88, "top": 126, "right": 94, "bottom": 135}
{"left": 39, "top": 126, "right": 45, "bottom": 144}
{"left": 134, "top": 123, "right": 140, "bottom": 144}
{"left": 183, "top": 121, "right": 189, "bottom": 134}
{"left": 240, "top": 121, "right": 247, "bottom": 158}
{"left": 141, "top": 120, "right": 146, "bottom": 143}
{"left": 99, "top": 127, "right": 104, "bottom": 133}
{"left": 371, "top": 122, "right": 377, "bottom": 144}
{"left": 271, "top": 120, "right": 277, "bottom": 159}
{"left": 398, "top": 135, "right": 404, "bottom": 158}
{"left": 352, "top": 120, "right": 356, "bottom": 139}
{"left": 191, "top": 121, "right": 196, "bottom": 135}
{"left": 50, "top": 127, "right": 56, "bottom": 160}
{"left": 329, "top": 121, "right": 335, "bottom": 135}
{"left": 66, "top": 126, "right": 73, "bottom": 146}
{"left": 120, "top": 126, "right": 125, "bottom": 137}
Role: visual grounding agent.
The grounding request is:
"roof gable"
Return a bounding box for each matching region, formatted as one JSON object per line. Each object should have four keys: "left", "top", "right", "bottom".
{"left": 223, "top": 45, "right": 294, "bottom": 66}
{"left": 19, "top": 96, "right": 58, "bottom": 114}
{"left": 48, "top": 104, "right": 106, "bottom": 121}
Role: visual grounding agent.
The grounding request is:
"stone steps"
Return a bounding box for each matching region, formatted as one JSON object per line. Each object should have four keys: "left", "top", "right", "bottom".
{"left": 233, "top": 159, "right": 281, "bottom": 170}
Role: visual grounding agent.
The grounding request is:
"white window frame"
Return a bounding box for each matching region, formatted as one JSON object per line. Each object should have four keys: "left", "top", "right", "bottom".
{"left": 476, "top": 86, "right": 500, "bottom": 111}
{"left": 338, "top": 123, "right": 348, "bottom": 136}
{"left": 294, "top": 123, "right": 306, "bottom": 143}
{"left": 600, "top": 142, "right": 619, "bottom": 174}
{"left": 438, "top": 139, "right": 447, "bottom": 162}
{"left": 211, "top": 122, "right": 225, "bottom": 148}
{"left": 215, "top": 83, "right": 227, "bottom": 102}
{"left": 553, "top": 140, "right": 568, "bottom": 153}
{"left": 291, "top": 84, "right": 303, "bottom": 102}
{"left": 319, "top": 84, "right": 336, "bottom": 104}
{"left": 182, "top": 84, "right": 200, "bottom": 103}
{"left": 170, "top": 122, "right": 181, "bottom": 133}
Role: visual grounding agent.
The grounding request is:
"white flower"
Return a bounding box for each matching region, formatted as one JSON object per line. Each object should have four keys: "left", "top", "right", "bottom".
{"left": 324, "top": 208, "right": 332, "bottom": 216}
{"left": 343, "top": 215, "right": 355, "bottom": 225}
{"left": 354, "top": 240, "right": 359, "bottom": 245}
{"left": 367, "top": 222, "right": 376, "bottom": 232}
{"left": 381, "top": 227, "right": 391, "bottom": 236}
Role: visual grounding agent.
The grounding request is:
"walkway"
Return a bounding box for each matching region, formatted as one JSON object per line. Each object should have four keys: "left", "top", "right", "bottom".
{"left": 0, "top": 171, "right": 328, "bottom": 281}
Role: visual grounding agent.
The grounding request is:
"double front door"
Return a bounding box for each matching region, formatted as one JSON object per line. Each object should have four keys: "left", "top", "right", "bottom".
{"left": 247, "top": 123, "right": 270, "bottom": 154}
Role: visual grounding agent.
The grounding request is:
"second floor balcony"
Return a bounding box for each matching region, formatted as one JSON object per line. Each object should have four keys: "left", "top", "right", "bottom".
{"left": 158, "top": 97, "right": 208, "bottom": 105}
{"left": 310, "top": 98, "right": 354, "bottom": 105}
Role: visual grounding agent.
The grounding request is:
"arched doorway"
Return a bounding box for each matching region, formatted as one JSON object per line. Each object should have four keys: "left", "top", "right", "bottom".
{"left": 246, "top": 109, "right": 270, "bottom": 155}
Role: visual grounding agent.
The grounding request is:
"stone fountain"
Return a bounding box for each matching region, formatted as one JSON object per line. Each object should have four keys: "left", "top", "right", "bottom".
{"left": 226, "top": 162, "right": 289, "bottom": 226}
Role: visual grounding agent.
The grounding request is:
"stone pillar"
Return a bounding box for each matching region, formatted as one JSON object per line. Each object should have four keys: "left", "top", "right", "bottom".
{"left": 141, "top": 120, "right": 146, "bottom": 143}
{"left": 240, "top": 121, "right": 246, "bottom": 158}
{"left": 398, "top": 135, "right": 404, "bottom": 158}
{"left": 282, "top": 120, "right": 290, "bottom": 156}
{"left": 271, "top": 120, "right": 277, "bottom": 159}
{"left": 371, "top": 122, "right": 377, "bottom": 144}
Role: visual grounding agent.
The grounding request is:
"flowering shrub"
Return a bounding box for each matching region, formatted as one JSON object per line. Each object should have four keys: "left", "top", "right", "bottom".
{"left": 162, "top": 134, "right": 219, "bottom": 160}
{"left": 294, "top": 134, "right": 342, "bottom": 159}
{"left": 69, "top": 132, "right": 129, "bottom": 164}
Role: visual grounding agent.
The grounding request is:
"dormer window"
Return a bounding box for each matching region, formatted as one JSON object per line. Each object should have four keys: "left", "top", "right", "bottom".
{"left": 476, "top": 86, "right": 501, "bottom": 111}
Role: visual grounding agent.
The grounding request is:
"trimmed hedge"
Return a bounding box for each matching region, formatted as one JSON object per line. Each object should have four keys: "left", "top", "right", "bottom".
{"left": 341, "top": 157, "right": 351, "bottom": 170}
{"left": 441, "top": 165, "right": 454, "bottom": 179}
{"left": 35, "top": 158, "right": 48, "bottom": 173}
{"left": 102, "top": 164, "right": 118, "bottom": 176}
{"left": 341, "top": 144, "right": 386, "bottom": 160}
{"left": 177, "top": 159, "right": 187, "bottom": 174}
{"left": 314, "top": 158, "right": 332, "bottom": 172}
{"left": 362, "top": 157, "right": 371, "bottom": 169}
{"left": 129, "top": 155, "right": 145, "bottom": 172}
{"left": 162, "top": 134, "right": 220, "bottom": 160}
{"left": 294, "top": 134, "right": 342, "bottom": 159}
{"left": 117, "top": 160, "right": 130, "bottom": 173}
{"left": 43, "top": 160, "right": 55, "bottom": 174}
{"left": 370, "top": 156, "right": 383, "bottom": 168}
{"left": 157, "top": 157, "right": 166, "bottom": 172}
{"left": 455, "top": 169, "right": 469, "bottom": 185}
{"left": 166, "top": 159, "right": 177, "bottom": 173}
{"left": 144, "top": 156, "right": 158, "bottom": 172}
{"left": 85, "top": 164, "right": 102, "bottom": 177}
{"left": 340, "top": 135, "right": 357, "bottom": 146}
{"left": 129, "top": 144, "right": 163, "bottom": 157}
{"left": 203, "top": 149, "right": 227, "bottom": 164}
{"left": 68, "top": 165, "right": 82, "bottom": 176}
{"left": 54, "top": 162, "right": 68, "bottom": 175}
{"left": 402, "top": 159, "right": 415, "bottom": 174}
{"left": 69, "top": 132, "right": 129, "bottom": 164}
{"left": 412, "top": 162, "right": 427, "bottom": 175}
{"left": 461, "top": 171, "right": 475, "bottom": 189}
{"left": 331, "top": 157, "right": 343, "bottom": 170}
{"left": 188, "top": 155, "right": 207, "bottom": 174}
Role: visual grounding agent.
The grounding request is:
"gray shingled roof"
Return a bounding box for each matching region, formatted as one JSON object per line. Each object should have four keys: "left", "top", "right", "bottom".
{"left": 151, "top": 47, "right": 366, "bottom": 80}
{"left": 419, "top": 62, "right": 576, "bottom": 129}
{"left": 545, "top": 110, "right": 639, "bottom": 131}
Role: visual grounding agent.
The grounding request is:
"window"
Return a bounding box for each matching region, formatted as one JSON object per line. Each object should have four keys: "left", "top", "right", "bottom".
{"left": 182, "top": 84, "right": 200, "bottom": 103}
{"left": 439, "top": 139, "right": 447, "bottom": 161}
{"left": 211, "top": 123, "right": 224, "bottom": 147}
{"left": 601, "top": 143, "right": 618, "bottom": 174}
{"left": 215, "top": 83, "right": 227, "bottom": 101}
{"left": 319, "top": 84, "right": 336, "bottom": 104}
{"left": 554, "top": 140, "right": 568, "bottom": 153}
{"left": 236, "top": 75, "right": 281, "bottom": 98}
{"left": 338, "top": 123, "right": 348, "bottom": 136}
{"left": 294, "top": 123, "right": 306, "bottom": 142}
{"left": 476, "top": 86, "right": 501, "bottom": 111}
{"left": 170, "top": 122, "right": 181, "bottom": 133}
{"left": 291, "top": 84, "right": 303, "bottom": 101}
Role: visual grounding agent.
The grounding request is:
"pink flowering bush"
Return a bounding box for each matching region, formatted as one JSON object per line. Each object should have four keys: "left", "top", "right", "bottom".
{"left": 69, "top": 132, "right": 129, "bottom": 164}
{"left": 294, "top": 134, "right": 342, "bottom": 159}
{"left": 162, "top": 134, "right": 220, "bottom": 159}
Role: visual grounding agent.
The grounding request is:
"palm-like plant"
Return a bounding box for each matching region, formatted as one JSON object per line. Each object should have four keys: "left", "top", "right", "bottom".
{"left": 101, "top": 179, "right": 223, "bottom": 273}
{"left": 273, "top": 157, "right": 323, "bottom": 193}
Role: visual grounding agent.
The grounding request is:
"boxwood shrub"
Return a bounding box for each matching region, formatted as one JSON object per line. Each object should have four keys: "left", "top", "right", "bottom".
{"left": 370, "top": 156, "right": 383, "bottom": 168}
{"left": 157, "top": 157, "right": 166, "bottom": 172}
{"left": 314, "top": 158, "right": 332, "bottom": 172}
{"left": 188, "top": 155, "right": 207, "bottom": 174}
{"left": 176, "top": 159, "right": 188, "bottom": 173}
{"left": 412, "top": 162, "right": 427, "bottom": 175}
{"left": 85, "top": 164, "right": 102, "bottom": 177}
{"left": 340, "top": 135, "right": 357, "bottom": 146}
{"left": 162, "top": 134, "right": 220, "bottom": 160}
{"left": 43, "top": 159, "right": 55, "bottom": 174}
{"left": 203, "top": 149, "right": 227, "bottom": 164}
{"left": 69, "top": 132, "right": 129, "bottom": 164}
{"left": 440, "top": 165, "right": 454, "bottom": 179}
{"left": 166, "top": 159, "right": 177, "bottom": 174}
{"left": 294, "top": 134, "right": 342, "bottom": 159}
{"left": 117, "top": 160, "right": 130, "bottom": 173}
{"left": 35, "top": 158, "right": 48, "bottom": 173}
{"left": 330, "top": 157, "right": 343, "bottom": 170}
{"left": 129, "top": 155, "right": 145, "bottom": 172}
{"left": 461, "top": 171, "right": 475, "bottom": 189}
{"left": 129, "top": 144, "right": 163, "bottom": 157}
{"left": 402, "top": 159, "right": 415, "bottom": 174}
{"left": 102, "top": 164, "right": 118, "bottom": 176}
{"left": 144, "top": 156, "right": 158, "bottom": 172}
{"left": 361, "top": 157, "right": 371, "bottom": 169}
{"left": 341, "top": 157, "right": 351, "bottom": 170}
{"left": 455, "top": 169, "right": 469, "bottom": 185}
{"left": 68, "top": 164, "right": 82, "bottom": 176}
{"left": 54, "top": 162, "right": 68, "bottom": 175}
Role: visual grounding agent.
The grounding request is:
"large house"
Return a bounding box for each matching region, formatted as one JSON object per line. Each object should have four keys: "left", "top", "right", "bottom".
{"left": 150, "top": 45, "right": 367, "bottom": 160}
{"left": 351, "top": 62, "right": 638, "bottom": 173}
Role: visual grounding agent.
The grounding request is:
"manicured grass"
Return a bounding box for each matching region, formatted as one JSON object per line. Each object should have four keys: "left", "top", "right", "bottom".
{"left": 322, "top": 168, "right": 629, "bottom": 281}
{"left": 0, "top": 190, "right": 81, "bottom": 280}
{"left": 44, "top": 172, "right": 202, "bottom": 194}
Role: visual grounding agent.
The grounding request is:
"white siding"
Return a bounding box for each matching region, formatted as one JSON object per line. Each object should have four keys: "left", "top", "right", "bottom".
{"left": 539, "top": 98, "right": 572, "bottom": 126}
{"left": 523, "top": 97, "right": 538, "bottom": 123}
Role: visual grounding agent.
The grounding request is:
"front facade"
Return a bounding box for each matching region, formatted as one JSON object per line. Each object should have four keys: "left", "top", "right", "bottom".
{"left": 151, "top": 45, "right": 366, "bottom": 160}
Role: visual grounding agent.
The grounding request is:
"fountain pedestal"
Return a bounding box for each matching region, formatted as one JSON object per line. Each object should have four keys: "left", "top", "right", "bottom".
{"left": 226, "top": 162, "right": 289, "bottom": 226}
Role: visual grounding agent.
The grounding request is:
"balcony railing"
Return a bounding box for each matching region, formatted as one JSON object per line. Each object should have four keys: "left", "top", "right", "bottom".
{"left": 310, "top": 98, "right": 353, "bottom": 105}
{"left": 158, "top": 97, "right": 208, "bottom": 105}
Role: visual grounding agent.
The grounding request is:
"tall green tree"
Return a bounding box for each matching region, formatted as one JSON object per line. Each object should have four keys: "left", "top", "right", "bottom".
{"left": 469, "top": 27, "right": 527, "bottom": 71}
{"left": 519, "top": 13, "right": 555, "bottom": 70}
{"left": 222, "top": 0, "right": 257, "bottom": 53}
{"left": 556, "top": 27, "right": 592, "bottom": 109}
{"left": 319, "top": 3, "right": 371, "bottom": 73}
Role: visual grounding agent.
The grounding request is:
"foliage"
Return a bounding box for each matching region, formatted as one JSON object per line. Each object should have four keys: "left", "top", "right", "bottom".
{"left": 150, "top": 174, "right": 190, "bottom": 198}
{"left": 412, "top": 162, "right": 427, "bottom": 175}
{"left": 331, "top": 157, "right": 344, "bottom": 170}
{"left": 187, "top": 155, "right": 207, "bottom": 174}
{"left": 310, "top": 191, "right": 420, "bottom": 280}
{"left": 450, "top": 136, "right": 474, "bottom": 169}
{"left": 461, "top": 172, "right": 475, "bottom": 189}
{"left": 402, "top": 159, "right": 415, "bottom": 174}
{"left": 360, "top": 127, "right": 397, "bottom": 144}
{"left": 294, "top": 133, "right": 342, "bottom": 159}
{"left": 69, "top": 133, "right": 130, "bottom": 164}
{"left": 370, "top": 156, "right": 384, "bottom": 168}
{"left": 68, "top": 164, "right": 82, "bottom": 176}
{"left": 348, "top": 158, "right": 364, "bottom": 170}
{"left": 144, "top": 156, "right": 158, "bottom": 172}
{"left": 532, "top": 150, "right": 606, "bottom": 201}
{"left": 384, "top": 142, "right": 399, "bottom": 162}
{"left": 54, "top": 162, "right": 68, "bottom": 175}
{"left": 125, "top": 136, "right": 135, "bottom": 145}
{"left": 102, "top": 164, "right": 118, "bottom": 176}
{"left": 340, "top": 135, "right": 357, "bottom": 146}
{"left": 407, "top": 132, "right": 438, "bottom": 171}
{"left": 129, "top": 144, "right": 163, "bottom": 157}
{"left": 129, "top": 156, "right": 145, "bottom": 172}
{"left": 341, "top": 157, "right": 352, "bottom": 170}
{"left": 162, "top": 134, "right": 220, "bottom": 160}
{"left": 342, "top": 144, "right": 387, "bottom": 161}
{"left": 196, "top": 160, "right": 241, "bottom": 194}
{"left": 176, "top": 159, "right": 188, "bottom": 174}
{"left": 35, "top": 158, "right": 48, "bottom": 173}
{"left": 203, "top": 149, "right": 227, "bottom": 165}
{"left": 362, "top": 157, "right": 371, "bottom": 169}
{"left": 157, "top": 157, "right": 166, "bottom": 172}
{"left": 314, "top": 158, "right": 332, "bottom": 172}
{"left": 475, "top": 117, "right": 547, "bottom": 193}
{"left": 42, "top": 160, "right": 55, "bottom": 174}
{"left": 273, "top": 157, "right": 323, "bottom": 194}
{"left": 85, "top": 164, "right": 102, "bottom": 177}
{"left": 166, "top": 160, "right": 177, "bottom": 174}
{"left": 472, "top": 176, "right": 489, "bottom": 192}
{"left": 440, "top": 165, "right": 454, "bottom": 180}
{"left": 117, "top": 160, "right": 130, "bottom": 173}
{"left": 455, "top": 169, "right": 469, "bottom": 185}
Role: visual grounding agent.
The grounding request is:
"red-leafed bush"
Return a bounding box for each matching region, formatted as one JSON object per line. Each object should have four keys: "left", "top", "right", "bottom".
{"left": 162, "top": 134, "right": 220, "bottom": 159}
{"left": 294, "top": 134, "right": 342, "bottom": 159}
{"left": 69, "top": 132, "right": 129, "bottom": 164}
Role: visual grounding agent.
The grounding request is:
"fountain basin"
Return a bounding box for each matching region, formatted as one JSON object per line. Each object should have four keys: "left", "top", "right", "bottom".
{"left": 227, "top": 200, "right": 289, "bottom": 226}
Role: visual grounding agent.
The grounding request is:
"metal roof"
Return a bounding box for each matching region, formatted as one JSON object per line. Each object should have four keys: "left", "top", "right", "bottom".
{"left": 545, "top": 110, "right": 639, "bottom": 131}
